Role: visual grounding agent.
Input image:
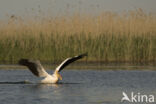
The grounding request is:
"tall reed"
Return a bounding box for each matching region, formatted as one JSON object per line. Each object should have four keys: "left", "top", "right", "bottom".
{"left": 0, "top": 9, "right": 155, "bottom": 64}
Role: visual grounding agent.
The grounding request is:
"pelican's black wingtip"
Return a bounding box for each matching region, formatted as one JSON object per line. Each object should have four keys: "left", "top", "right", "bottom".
{"left": 18, "top": 59, "right": 29, "bottom": 65}
{"left": 79, "top": 52, "right": 88, "bottom": 58}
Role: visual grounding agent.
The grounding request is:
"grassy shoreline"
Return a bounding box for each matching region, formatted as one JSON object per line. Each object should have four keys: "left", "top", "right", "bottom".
{"left": 0, "top": 9, "right": 155, "bottom": 64}
{"left": 0, "top": 62, "right": 155, "bottom": 70}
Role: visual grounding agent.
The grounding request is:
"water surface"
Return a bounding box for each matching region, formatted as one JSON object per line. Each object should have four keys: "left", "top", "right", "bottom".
{"left": 0, "top": 69, "right": 156, "bottom": 104}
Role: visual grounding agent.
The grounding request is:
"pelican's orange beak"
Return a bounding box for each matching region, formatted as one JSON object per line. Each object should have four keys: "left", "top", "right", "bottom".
{"left": 55, "top": 71, "right": 63, "bottom": 80}
{"left": 58, "top": 73, "right": 62, "bottom": 80}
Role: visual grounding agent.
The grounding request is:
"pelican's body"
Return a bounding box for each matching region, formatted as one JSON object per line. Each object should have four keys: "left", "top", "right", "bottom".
{"left": 40, "top": 71, "right": 61, "bottom": 83}
{"left": 40, "top": 74, "right": 58, "bottom": 83}
{"left": 19, "top": 53, "right": 87, "bottom": 83}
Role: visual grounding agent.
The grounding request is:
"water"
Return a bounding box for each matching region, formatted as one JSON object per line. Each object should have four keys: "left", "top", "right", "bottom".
{"left": 0, "top": 69, "right": 156, "bottom": 104}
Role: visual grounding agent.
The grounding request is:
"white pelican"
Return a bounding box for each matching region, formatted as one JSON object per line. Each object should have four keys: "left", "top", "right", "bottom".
{"left": 18, "top": 53, "right": 87, "bottom": 83}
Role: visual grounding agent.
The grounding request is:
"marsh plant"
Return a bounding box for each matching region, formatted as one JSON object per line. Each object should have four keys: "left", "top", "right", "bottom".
{"left": 0, "top": 9, "right": 155, "bottom": 64}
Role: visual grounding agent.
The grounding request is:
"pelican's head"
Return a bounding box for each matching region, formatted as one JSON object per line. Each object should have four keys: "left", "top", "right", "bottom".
{"left": 55, "top": 71, "right": 62, "bottom": 80}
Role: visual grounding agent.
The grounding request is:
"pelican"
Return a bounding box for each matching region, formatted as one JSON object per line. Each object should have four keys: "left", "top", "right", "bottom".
{"left": 18, "top": 53, "right": 87, "bottom": 83}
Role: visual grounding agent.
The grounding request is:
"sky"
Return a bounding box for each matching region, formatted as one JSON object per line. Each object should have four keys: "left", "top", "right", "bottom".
{"left": 0, "top": 0, "right": 156, "bottom": 19}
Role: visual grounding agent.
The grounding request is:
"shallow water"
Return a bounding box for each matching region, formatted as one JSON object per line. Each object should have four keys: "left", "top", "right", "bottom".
{"left": 0, "top": 69, "right": 156, "bottom": 104}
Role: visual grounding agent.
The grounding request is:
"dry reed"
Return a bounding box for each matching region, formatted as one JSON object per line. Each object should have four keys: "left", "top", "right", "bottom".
{"left": 0, "top": 9, "right": 155, "bottom": 64}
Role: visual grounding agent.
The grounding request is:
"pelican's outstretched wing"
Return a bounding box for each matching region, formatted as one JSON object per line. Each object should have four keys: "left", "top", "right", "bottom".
{"left": 55, "top": 53, "right": 87, "bottom": 72}
{"left": 19, "top": 59, "right": 50, "bottom": 77}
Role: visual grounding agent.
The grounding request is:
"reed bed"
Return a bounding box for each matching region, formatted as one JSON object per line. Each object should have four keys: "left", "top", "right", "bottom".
{"left": 0, "top": 9, "right": 155, "bottom": 64}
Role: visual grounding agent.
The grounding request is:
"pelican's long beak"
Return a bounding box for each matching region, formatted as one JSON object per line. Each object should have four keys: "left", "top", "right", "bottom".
{"left": 58, "top": 73, "right": 62, "bottom": 80}
{"left": 55, "top": 71, "right": 63, "bottom": 80}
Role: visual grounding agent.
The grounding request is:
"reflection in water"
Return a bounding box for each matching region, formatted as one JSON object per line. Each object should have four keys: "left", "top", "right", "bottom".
{"left": 37, "top": 83, "right": 59, "bottom": 88}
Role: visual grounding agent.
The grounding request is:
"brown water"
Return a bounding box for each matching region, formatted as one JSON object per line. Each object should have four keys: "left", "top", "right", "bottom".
{"left": 0, "top": 69, "right": 156, "bottom": 104}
